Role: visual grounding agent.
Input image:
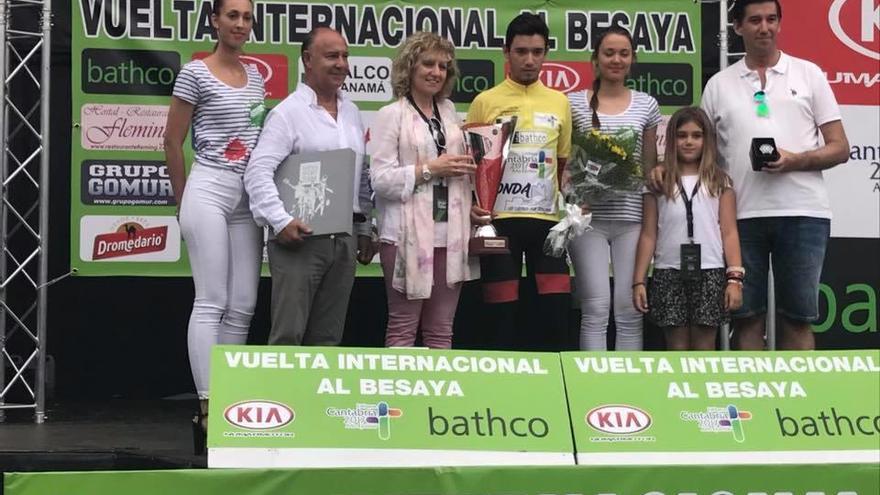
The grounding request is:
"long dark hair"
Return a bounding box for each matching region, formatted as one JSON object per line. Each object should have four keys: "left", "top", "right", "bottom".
{"left": 589, "top": 26, "right": 636, "bottom": 130}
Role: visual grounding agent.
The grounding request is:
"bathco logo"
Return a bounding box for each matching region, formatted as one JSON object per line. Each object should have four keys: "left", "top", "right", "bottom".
{"left": 451, "top": 59, "right": 495, "bottom": 103}
{"left": 829, "top": 0, "right": 880, "bottom": 61}
{"left": 586, "top": 404, "right": 652, "bottom": 435}
{"left": 83, "top": 48, "right": 180, "bottom": 96}
{"left": 224, "top": 400, "right": 295, "bottom": 430}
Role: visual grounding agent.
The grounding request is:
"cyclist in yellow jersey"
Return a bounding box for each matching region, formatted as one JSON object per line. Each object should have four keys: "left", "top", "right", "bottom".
{"left": 467, "top": 13, "right": 573, "bottom": 351}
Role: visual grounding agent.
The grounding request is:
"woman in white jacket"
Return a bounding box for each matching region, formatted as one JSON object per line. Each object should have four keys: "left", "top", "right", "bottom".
{"left": 370, "top": 32, "right": 477, "bottom": 349}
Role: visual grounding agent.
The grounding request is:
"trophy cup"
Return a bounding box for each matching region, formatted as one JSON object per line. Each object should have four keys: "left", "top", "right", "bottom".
{"left": 462, "top": 116, "right": 517, "bottom": 255}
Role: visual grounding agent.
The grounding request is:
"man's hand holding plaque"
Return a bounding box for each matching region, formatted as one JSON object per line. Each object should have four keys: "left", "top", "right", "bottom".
{"left": 462, "top": 117, "right": 517, "bottom": 255}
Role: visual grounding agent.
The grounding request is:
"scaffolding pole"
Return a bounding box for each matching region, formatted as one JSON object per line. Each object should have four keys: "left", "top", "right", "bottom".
{"left": 0, "top": 0, "right": 51, "bottom": 423}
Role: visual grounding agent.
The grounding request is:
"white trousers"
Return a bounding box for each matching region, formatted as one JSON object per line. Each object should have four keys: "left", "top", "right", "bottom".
{"left": 179, "top": 165, "right": 262, "bottom": 399}
{"left": 569, "top": 219, "right": 643, "bottom": 351}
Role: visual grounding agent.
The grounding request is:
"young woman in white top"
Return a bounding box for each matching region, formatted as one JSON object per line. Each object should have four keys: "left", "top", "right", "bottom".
{"left": 567, "top": 27, "right": 661, "bottom": 350}
{"left": 632, "top": 107, "right": 743, "bottom": 350}
{"left": 370, "top": 32, "right": 477, "bottom": 349}
{"left": 163, "top": 0, "right": 265, "bottom": 452}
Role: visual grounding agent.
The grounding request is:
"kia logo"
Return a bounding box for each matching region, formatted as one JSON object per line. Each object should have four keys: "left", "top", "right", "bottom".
{"left": 224, "top": 400, "right": 294, "bottom": 430}
{"left": 240, "top": 55, "right": 275, "bottom": 83}
{"left": 539, "top": 62, "right": 583, "bottom": 93}
{"left": 586, "top": 404, "right": 652, "bottom": 434}
{"left": 829, "top": 0, "right": 880, "bottom": 60}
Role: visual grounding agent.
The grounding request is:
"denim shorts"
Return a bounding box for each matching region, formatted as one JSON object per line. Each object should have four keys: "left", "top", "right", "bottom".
{"left": 733, "top": 216, "right": 830, "bottom": 323}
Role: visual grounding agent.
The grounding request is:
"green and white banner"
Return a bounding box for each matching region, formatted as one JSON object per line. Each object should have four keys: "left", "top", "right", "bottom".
{"left": 562, "top": 350, "right": 880, "bottom": 465}
{"left": 70, "top": 0, "right": 702, "bottom": 276}
{"left": 6, "top": 464, "right": 879, "bottom": 495}
{"left": 207, "top": 346, "right": 573, "bottom": 467}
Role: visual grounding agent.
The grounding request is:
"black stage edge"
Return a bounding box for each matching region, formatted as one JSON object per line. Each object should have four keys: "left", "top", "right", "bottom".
{"left": 0, "top": 399, "right": 205, "bottom": 485}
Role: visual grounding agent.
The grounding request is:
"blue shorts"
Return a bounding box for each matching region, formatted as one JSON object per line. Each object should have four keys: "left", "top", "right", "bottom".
{"left": 733, "top": 217, "right": 830, "bottom": 323}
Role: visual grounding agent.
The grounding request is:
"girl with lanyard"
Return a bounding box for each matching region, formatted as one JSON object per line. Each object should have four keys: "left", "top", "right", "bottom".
{"left": 164, "top": 0, "right": 265, "bottom": 452}
{"left": 370, "top": 32, "right": 477, "bottom": 349}
{"left": 632, "top": 107, "right": 743, "bottom": 350}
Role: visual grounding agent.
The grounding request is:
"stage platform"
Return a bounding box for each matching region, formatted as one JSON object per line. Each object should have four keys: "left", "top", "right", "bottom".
{"left": 0, "top": 399, "right": 205, "bottom": 480}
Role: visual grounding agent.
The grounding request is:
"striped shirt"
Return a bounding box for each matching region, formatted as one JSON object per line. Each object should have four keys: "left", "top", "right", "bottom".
{"left": 568, "top": 89, "right": 661, "bottom": 222}
{"left": 172, "top": 59, "right": 266, "bottom": 174}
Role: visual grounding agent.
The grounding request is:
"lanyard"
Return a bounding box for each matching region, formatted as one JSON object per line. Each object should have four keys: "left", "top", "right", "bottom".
{"left": 679, "top": 179, "right": 701, "bottom": 242}
{"left": 405, "top": 94, "right": 445, "bottom": 156}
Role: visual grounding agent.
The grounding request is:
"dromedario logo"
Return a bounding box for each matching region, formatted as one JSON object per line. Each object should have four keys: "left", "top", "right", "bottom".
{"left": 91, "top": 221, "right": 167, "bottom": 260}
{"left": 829, "top": 0, "right": 880, "bottom": 61}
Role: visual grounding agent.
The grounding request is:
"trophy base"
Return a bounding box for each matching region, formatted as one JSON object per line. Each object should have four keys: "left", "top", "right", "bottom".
{"left": 469, "top": 236, "right": 510, "bottom": 255}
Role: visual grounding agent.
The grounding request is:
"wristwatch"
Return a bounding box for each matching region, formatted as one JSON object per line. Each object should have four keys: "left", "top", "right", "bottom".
{"left": 421, "top": 164, "right": 433, "bottom": 182}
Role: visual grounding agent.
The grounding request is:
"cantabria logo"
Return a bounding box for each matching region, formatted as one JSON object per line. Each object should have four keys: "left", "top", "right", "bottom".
{"left": 326, "top": 401, "right": 403, "bottom": 440}
{"left": 681, "top": 405, "right": 753, "bottom": 443}
{"left": 224, "top": 400, "right": 294, "bottom": 430}
{"left": 830, "top": 0, "right": 880, "bottom": 61}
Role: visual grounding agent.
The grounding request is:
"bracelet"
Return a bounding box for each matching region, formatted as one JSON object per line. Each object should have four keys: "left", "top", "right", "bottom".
{"left": 727, "top": 279, "right": 743, "bottom": 286}
{"left": 726, "top": 266, "right": 745, "bottom": 275}
{"left": 632, "top": 281, "right": 645, "bottom": 288}
{"left": 726, "top": 272, "right": 744, "bottom": 281}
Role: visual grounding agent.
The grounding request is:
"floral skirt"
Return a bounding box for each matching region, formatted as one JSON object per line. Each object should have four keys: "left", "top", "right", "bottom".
{"left": 648, "top": 268, "right": 728, "bottom": 328}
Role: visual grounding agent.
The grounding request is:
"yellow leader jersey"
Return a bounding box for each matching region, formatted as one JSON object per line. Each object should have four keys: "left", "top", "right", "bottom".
{"left": 466, "top": 78, "right": 572, "bottom": 222}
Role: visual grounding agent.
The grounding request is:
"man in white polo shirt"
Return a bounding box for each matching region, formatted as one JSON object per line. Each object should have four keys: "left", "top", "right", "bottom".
{"left": 244, "top": 27, "right": 374, "bottom": 345}
{"left": 700, "top": 0, "right": 849, "bottom": 350}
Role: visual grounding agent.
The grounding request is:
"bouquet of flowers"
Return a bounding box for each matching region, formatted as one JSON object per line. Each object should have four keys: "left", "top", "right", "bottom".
{"left": 543, "top": 127, "right": 640, "bottom": 257}
{"left": 563, "top": 127, "right": 641, "bottom": 205}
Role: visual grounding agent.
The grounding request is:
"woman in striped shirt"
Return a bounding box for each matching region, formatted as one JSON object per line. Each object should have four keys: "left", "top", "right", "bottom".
{"left": 163, "top": 0, "right": 265, "bottom": 453}
{"left": 567, "top": 26, "right": 661, "bottom": 351}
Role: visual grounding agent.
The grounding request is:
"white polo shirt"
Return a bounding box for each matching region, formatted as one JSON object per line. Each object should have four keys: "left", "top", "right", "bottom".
{"left": 701, "top": 52, "right": 842, "bottom": 220}
{"left": 244, "top": 83, "right": 371, "bottom": 236}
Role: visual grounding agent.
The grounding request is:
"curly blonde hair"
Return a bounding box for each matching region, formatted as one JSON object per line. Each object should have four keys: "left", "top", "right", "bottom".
{"left": 391, "top": 32, "right": 458, "bottom": 99}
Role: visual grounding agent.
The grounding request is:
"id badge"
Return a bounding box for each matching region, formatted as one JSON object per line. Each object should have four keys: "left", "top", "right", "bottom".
{"left": 680, "top": 243, "right": 701, "bottom": 281}
{"left": 433, "top": 184, "right": 448, "bottom": 222}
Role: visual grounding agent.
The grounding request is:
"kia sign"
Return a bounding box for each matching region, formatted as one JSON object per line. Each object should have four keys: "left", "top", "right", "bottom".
{"left": 830, "top": 0, "right": 880, "bottom": 61}
{"left": 539, "top": 61, "right": 591, "bottom": 93}
{"left": 503, "top": 61, "right": 592, "bottom": 93}
{"left": 193, "top": 52, "right": 289, "bottom": 99}
{"left": 779, "top": 0, "right": 880, "bottom": 105}
{"left": 586, "top": 404, "right": 652, "bottom": 434}
{"left": 224, "top": 400, "right": 295, "bottom": 430}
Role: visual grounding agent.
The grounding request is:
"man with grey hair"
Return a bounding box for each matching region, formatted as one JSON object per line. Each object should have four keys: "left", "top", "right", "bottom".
{"left": 245, "top": 26, "right": 374, "bottom": 345}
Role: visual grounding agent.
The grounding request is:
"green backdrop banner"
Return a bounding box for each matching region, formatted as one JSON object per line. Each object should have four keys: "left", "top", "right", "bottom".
{"left": 70, "top": 0, "right": 702, "bottom": 276}
{"left": 6, "top": 464, "right": 879, "bottom": 494}
{"left": 562, "top": 350, "right": 880, "bottom": 464}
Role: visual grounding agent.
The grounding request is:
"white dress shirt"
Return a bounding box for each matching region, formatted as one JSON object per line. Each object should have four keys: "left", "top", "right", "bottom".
{"left": 244, "top": 83, "right": 371, "bottom": 236}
